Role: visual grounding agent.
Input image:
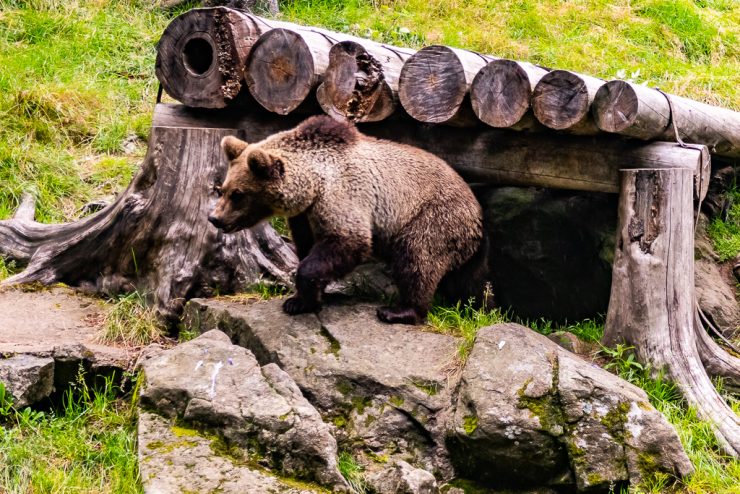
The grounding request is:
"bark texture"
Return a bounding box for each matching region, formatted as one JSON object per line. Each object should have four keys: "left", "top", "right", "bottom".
{"left": 604, "top": 168, "right": 740, "bottom": 456}
{"left": 0, "top": 106, "right": 298, "bottom": 321}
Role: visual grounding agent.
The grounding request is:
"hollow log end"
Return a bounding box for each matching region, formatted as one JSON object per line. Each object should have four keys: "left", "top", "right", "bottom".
{"left": 245, "top": 28, "right": 314, "bottom": 115}
{"left": 532, "top": 69, "right": 590, "bottom": 130}
{"left": 156, "top": 7, "right": 255, "bottom": 109}
{"left": 398, "top": 45, "right": 467, "bottom": 124}
{"left": 471, "top": 59, "right": 531, "bottom": 128}
{"left": 593, "top": 80, "right": 639, "bottom": 133}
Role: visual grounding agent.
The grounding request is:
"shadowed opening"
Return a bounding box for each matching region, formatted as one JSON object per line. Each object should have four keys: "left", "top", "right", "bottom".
{"left": 183, "top": 37, "right": 214, "bottom": 76}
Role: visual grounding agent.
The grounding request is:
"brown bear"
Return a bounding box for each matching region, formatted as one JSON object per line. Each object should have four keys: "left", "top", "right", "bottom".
{"left": 208, "top": 115, "right": 485, "bottom": 324}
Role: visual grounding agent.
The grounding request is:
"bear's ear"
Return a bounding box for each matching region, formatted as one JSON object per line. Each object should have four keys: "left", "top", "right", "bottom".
{"left": 248, "top": 149, "right": 285, "bottom": 180}
{"left": 221, "top": 136, "right": 248, "bottom": 161}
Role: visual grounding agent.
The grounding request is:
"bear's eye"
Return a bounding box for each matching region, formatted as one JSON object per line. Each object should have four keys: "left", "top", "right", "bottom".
{"left": 230, "top": 190, "right": 246, "bottom": 201}
{"left": 213, "top": 184, "right": 223, "bottom": 197}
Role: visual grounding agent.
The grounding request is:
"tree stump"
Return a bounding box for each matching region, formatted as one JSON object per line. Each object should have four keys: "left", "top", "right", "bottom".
{"left": 604, "top": 167, "right": 740, "bottom": 455}
{"left": 0, "top": 106, "right": 298, "bottom": 322}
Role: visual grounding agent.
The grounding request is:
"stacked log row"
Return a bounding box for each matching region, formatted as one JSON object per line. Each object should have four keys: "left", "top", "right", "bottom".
{"left": 155, "top": 7, "right": 740, "bottom": 159}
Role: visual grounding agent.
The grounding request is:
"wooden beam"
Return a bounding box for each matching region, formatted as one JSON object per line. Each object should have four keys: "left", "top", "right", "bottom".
{"left": 532, "top": 70, "right": 604, "bottom": 134}
{"left": 592, "top": 80, "right": 740, "bottom": 159}
{"left": 153, "top": 103, "right": 709, "bottom": 197}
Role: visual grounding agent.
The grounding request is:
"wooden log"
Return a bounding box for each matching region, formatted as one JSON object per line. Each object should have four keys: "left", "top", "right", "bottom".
{"left": 0, "top": 106, "right": 298, "bottom": 322}
{"left": 316, "top": 40, "right": 414, "bottom": 122}
{"left": 399, "top": 45, "right": 493, "bottom": 126}
{"left": 531, "top": 70, "right": 604, "bottom": 134}
{"left": 155, "top": 7, "right": 271, "bottom": 108}
{"left": 604, "top": 168, "right": 740, "bottom": 456}
{"left": 471, "top": 59, "right": 549, "bottom": 130}
{"left": 592, "top": 80, "right": 740, "bottom": 159}
{"left": 150, "top": 104, "right": 709, "bottom": 197}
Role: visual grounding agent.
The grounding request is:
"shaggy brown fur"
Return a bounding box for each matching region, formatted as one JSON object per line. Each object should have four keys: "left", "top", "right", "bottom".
{"left": 209, "top": 116, "right": 485, "bottom": 324}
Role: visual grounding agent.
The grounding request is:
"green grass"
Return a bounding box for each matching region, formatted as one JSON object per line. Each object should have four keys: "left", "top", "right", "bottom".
{"left": 280, "top": 0, "right": 740, "bottom": 109}
{"left": 338, "top": 451, "right": 368, "bottom": 494}
{"left": 0, "top": 371, "right": 141, "bottom": 493}
{"left": 600, "top": 344, "right": 740, "bottom": 494}
{"left": 102, "top": 290, "right": 166, "bottom": 346}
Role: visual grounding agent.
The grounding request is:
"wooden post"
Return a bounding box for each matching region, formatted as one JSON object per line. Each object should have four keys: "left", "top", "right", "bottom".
{"left": 471, "top": 59, "right": 548, "bottom": 130}
{"left": 605, "top": 168, "right": 740, "bottom": 455}
{"left": 398, "top": 45, "right": 493, "bottom": 126}
{"left": 592, "top": 80, "right": 740, "bottom": 159}
{"left": 531, "top": 70, "right": 604, "bottom": 134}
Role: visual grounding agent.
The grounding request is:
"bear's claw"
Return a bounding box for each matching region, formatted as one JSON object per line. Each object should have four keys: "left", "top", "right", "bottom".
{"left": 283, "top": 295, "right": 320, "bottom": 315}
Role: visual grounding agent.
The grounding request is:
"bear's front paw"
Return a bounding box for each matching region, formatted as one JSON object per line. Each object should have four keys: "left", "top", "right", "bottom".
{"left": 377, "top": 306, "right": 421, "bottom": 325}
{"left": 283, "top": 295, "right": 320, "bottom": 315}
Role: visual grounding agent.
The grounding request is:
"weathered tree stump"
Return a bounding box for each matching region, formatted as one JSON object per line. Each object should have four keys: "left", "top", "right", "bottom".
{"left": 470, "top": 59, "right": 548, "bottom": 130}
{"left": 531, "top": 70, "right": 604, "bottom": 134}
{"left": 0, "top": 106, "right": 298, "bottom": 322}
{"left": 604, "top": 167, "right": 740, "bottom": 455}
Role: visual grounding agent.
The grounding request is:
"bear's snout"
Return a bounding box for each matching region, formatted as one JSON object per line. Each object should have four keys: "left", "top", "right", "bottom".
{"left": 207, "top": 214, "right": 225, "bottom": 229}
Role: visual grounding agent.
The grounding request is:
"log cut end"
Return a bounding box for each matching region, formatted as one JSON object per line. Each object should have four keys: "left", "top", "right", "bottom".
{"left": 398, "top": 45, "right": 467, "bottom": 124}
{"left": 316, "top": 41, "right": 393, "bottom": 122}
{"left": 471, "top": 59, "right": 532, "bottom": 128}
{"left": 532, "top": 69, "right": 591, "bottom": 130}
{"left": 245, "top": 28, "right": 315, "bottom": 115}
{"left": 155, "top": 7, "right": 260, "bottom": 109}
{"left": 593, "top": 80, "right": 640, "bottom": 133}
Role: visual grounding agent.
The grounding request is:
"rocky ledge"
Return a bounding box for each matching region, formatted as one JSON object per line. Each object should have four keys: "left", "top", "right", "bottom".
{"left": 132, "top": 298, "right": 693, "bottom": 493}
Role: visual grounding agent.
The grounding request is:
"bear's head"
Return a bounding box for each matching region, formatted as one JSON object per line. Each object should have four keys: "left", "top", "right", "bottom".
{"left": 208, "top": 135, "right": 314, "bottom": 233}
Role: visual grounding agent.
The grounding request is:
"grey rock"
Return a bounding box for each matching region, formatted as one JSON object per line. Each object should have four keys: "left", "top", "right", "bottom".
{"left": 695, "top": 258, "right": 740, "bottom": 339}
{"left": 0, "top": 355, "right": 54, "bottom": 408}
{"left": 183, "top": 298, "right": 460, "bottom": 476}
{"left": 326, "top": 262, "right": 398, "bottom": 302}
{"left": 546, "top": 331, "right": 597, "bottom": 357}
{"left": 448, "top": 324, "right": 692, "bottom": 492}
{"left": 366, "top": 460, "right": 438, "bottom": 494}
{"left": 138, "top": 411, "right": 322, "bottom": 494}
{"left": 139, "top": 329, "right": 348, "bottom": 491}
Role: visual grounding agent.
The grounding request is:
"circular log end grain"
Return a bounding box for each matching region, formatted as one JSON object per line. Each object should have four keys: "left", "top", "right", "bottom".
{"left": 532, "top": 69, "right": 591, "bottom": 130}
{"left": 318, "top": 41, "right": 387, "bottom": 122}
{"left": 245, "top": 28, "right": 315, "bottom": 115}
{"left": 155, "top": 7, "right": 256, "bottom": 109}
{"left": 471, "top": 60, "right": 531, "bottom": 128}
{"left": 398, "top": 45, "right": 467, "bottom": 124}
{"left": 592, "top": 80, "right": 639, "bottom": 133}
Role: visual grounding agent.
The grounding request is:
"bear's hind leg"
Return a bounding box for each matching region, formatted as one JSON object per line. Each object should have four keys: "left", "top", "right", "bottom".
{"left": 377, "top": 246, "right": 447, "bottom": 325}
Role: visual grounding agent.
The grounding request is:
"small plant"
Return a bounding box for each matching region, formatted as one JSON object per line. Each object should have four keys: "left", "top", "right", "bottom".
{"left": 338, "top": 451, "right": 367, "bottom": 494}
{"left": 0, "top": 382, "right": 15, "bottom": 422}
{"left": 102, "top": 290, "right": 166, "bottom": 346}
{"left": 428, "top": 298, "right": 507, "bottom": 364}
{"left": 247, "top": 279, "right": 289, "bottom": 299}
{"left": 0, "top": 257, "right": 19, "bottom": 281}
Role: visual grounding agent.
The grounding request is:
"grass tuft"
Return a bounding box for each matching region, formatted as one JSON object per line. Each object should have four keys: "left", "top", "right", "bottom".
{"left": 708, "top": 183, "right": 740, "bottom": 261}
{"left": 0, "top": 370, "right": 140, "bottom": 493}
{"left": 102, "top": 291, "right": 166, "bottom": 346}
{"left": 338, "top": 451, "right": 367, "bottom": 494}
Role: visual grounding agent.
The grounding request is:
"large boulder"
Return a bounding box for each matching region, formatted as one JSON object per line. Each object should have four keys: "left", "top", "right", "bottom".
{"left": 138, "top": 329, "right": 349, "bottom": 491}
{"left": 184, "top": 298, "right": 460, "bottom": 477}
{"left": 138, "top": 411, "right": 326, "bottom": 493}
{"left": 447, "top": 324, "right": 693, "bottom": 492}
{"left": 182, "top": 299, "right": 693, "bottom": 493}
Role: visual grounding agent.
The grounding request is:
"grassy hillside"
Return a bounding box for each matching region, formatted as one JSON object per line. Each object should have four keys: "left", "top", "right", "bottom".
{"left": 0, "top": 1, "right": 739, "bottom": 493}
